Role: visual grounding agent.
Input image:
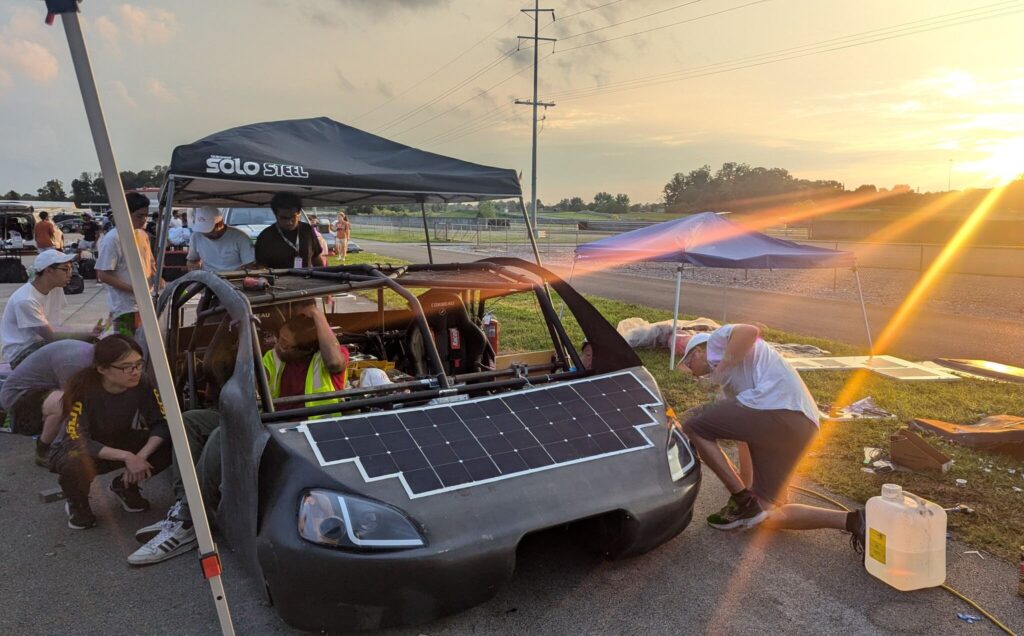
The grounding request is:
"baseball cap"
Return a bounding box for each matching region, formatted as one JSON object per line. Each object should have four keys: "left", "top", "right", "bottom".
{"left": 192, "top": 206, "right": 223, "bottom": 233}
{"left": 682, "top": 332, "right": 711, "bottom": 360}
{"left": 34, "top": 249, "right": 75, "bottom": 271}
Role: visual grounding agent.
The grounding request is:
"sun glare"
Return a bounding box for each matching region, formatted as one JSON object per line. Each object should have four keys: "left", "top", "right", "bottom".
{"left": 959, "top": 137, "right": 1024, "bottom": 184}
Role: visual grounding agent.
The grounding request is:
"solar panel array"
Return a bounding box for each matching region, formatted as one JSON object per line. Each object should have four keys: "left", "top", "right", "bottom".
{"left": 300, "top": 371, "right": 662, "bottom": 498}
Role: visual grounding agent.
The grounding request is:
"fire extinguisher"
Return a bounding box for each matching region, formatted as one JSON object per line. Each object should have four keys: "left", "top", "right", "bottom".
{"left": 482, "top": 312, "right": 500, "bottom": 354}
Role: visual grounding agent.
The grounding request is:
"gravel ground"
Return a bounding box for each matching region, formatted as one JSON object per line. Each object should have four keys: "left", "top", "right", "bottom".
{"left": 449, "top": 244, "right": 1024, "bottom": 322}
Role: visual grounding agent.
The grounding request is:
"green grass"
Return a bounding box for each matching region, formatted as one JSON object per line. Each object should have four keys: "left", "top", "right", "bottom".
{"left": 330, "top": 251, "right": 1024, "bottom": 559}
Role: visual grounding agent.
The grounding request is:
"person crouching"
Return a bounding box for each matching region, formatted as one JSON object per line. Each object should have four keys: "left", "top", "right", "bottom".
{"left": 48, "top": 335, "right": 172, "bottom": 530}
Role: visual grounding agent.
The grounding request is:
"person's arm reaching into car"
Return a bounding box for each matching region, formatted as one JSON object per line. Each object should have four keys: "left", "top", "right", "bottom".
{"left": 709, "top": 323, "right": 759, "bottom": 385}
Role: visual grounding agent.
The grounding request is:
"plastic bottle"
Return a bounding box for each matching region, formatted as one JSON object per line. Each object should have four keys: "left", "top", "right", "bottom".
{"left": 864, "top": 483, "right": 947, "bottom": 591}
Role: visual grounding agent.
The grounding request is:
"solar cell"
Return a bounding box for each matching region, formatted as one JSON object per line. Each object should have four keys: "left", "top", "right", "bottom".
{"left": 302, "top": 371, "right": 662, "bottom": 498}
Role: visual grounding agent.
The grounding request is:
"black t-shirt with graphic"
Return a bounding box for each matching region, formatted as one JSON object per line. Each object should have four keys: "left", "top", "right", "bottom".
{"left": 254, "top": 222, "right": 323, "bottom": 268}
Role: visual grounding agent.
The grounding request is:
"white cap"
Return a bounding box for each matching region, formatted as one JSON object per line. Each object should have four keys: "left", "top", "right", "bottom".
{"left": 192, "top": 206, "right": 223, "bottom": 233}
{"left": 682, "top": 332, "right": 711, "bottom": 359}
{"left": 33, "top": 249, "right": 75, "bottom": 271}
{"left": 358, "top": 367, "right": 392, "bottom": 388}
{"left": 881, "top": 483, "right": 902, "bottom": 499}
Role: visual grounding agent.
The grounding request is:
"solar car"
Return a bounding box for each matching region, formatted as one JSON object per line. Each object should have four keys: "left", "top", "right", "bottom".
{"left": 158, "top": 255, "right": 699, "bottom": 632}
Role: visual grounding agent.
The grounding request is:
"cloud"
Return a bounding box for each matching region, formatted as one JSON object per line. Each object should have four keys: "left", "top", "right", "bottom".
{"left": 118, "top": 5, "right": 177, "bottom": 44}
{"left": 335, "top": 68, "right": 355, "bottom": 92}
{"left": 0, "top": 38, "right": 60, "bottom": 85}
{"left": 375, "top": 79, "right": 395, "bottom": 99}
{"left": 146, "top": 78, "right": 178, "bottom": 102}
{"left": 110, "top": 80, "right": 137, "bottom": 108}
{"left": 93, "top": 15, "right": 119, "bottom": 45}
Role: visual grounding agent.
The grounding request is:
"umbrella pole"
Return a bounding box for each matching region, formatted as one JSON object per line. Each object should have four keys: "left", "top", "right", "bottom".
{"left": 53, "top": 9, "right": 235, "bottom": 635}
{"left": 669, "top": 264, "right": 682, "bottom": 370}
{"left": 854, "top": 267, "right": 874, "bottom": 358}
{"left": 419, "top": 201, "right": 434, "bottom": 264}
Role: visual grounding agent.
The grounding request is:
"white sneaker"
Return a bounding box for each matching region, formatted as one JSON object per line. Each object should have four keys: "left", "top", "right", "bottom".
{"left": 127, "top": 520, "right": 197, "bottom": 566}
{"left": 134, "top": 499, "right": 186, "bottom": 543}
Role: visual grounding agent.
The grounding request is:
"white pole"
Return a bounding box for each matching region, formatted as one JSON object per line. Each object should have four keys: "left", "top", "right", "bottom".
{"left": 56, "top": 12, "right": 235, "bottom": 635}
{"left": 853, "top": 267, "right": 874, "bottom": 358}
{"left": 669, "top": 264, "right": 682, "bottom": 370}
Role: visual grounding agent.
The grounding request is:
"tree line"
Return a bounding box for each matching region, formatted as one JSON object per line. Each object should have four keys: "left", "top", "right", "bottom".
{"left": 3, "top": 166, "right": 168, "bottom": 205}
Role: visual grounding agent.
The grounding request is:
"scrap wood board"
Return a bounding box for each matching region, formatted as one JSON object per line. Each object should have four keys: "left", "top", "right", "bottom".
{"left": 787, "top": 355, "right": 959, "bottom": 381}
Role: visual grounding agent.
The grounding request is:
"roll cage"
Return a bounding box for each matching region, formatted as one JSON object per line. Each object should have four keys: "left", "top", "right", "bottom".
{"left": 157, "top": 258, "right": 642, "bottom": 426}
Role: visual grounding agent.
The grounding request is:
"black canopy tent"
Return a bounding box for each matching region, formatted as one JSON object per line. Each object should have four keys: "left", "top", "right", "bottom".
{"left": 156, "top": 116, "right": 541, "bottom": 270}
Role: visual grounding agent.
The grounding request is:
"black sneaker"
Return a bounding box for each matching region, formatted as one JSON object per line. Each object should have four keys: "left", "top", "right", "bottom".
{"left": 706, "top": 491, "right": 768, "bottom": 530}
{"left": 65, "top": 499, "right": 96, "bottom": 530}
{"left": 34, "top": 441, "right": 51, "bottom": 468}
{"left": 110, "top": 475, "right": 150, "bottom": 513}
{"left": 849, "top": 509, "right": 866, "bottom": 555}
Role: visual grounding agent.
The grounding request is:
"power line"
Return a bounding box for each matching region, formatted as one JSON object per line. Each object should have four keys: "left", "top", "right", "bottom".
{"left": 353, "top": 14, "right": 518, "bottom": 123}
{"left": 547, "top": 1, "right": 1024, "bottom": 101}
{"left": 421, "top": 1, "right": 1024, "bottom": 147}
{"left": 559, "top": 0, "right": 707, "bottom": 40}
{"left": 542, "top": 0, "right": 629, "bottom": 29}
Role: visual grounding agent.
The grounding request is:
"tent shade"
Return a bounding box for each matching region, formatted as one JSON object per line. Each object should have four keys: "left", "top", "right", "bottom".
{"left": 574, "top": 212, "right": 855, "bottom": 269}
{"left": 162, "top": 117, "right": 522, "bottom": 207}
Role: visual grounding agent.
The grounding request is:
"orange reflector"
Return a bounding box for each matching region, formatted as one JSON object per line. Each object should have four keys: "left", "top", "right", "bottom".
{"left": 665, "top": 406, "right": 677, "bottom": 419}
{"left": 200, "top": 552, "right": 223, "bottom": 579}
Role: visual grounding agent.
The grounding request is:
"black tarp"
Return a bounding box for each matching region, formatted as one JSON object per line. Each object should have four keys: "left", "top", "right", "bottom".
{"left": 161, "top": 116, "right": 522, "bottom": 207}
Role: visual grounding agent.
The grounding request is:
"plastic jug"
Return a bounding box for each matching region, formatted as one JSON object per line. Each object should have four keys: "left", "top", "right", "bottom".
{"left": 865, "top": 484, "right": 947, "bottom": 591}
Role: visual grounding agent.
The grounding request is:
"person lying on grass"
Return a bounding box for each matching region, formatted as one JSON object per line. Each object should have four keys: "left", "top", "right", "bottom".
{"left": 677, "top": 324, "right": 866, "bottom": 552}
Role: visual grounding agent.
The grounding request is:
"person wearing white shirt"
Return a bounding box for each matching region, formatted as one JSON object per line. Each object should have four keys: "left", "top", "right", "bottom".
{"left": 95, "top": 192, "right": 157, "bottom": 337}
{"left": 186, "top": 206, "right": 256, "bottom": 273}
{"left": 679, "top": 324, "right": 866, "bottom": 552}
{"left": 0, "top": 250, "right": 97, "bottom": 368}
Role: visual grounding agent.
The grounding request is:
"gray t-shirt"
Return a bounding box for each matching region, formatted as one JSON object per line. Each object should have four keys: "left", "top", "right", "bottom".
{"left": 0, "top": 340, "right": 93, "bottom": 409}
{"left": 187, "top": 226, "right": 256, "bottom": 273}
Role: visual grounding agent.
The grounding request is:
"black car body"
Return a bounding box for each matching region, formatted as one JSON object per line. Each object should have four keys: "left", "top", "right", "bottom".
{"left": 158, "top": 257, "right": 699, "bottom": 632}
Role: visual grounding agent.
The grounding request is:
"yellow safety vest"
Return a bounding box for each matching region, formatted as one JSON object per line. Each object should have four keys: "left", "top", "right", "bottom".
{"left": 262, "top": 349, "right": 342, "bottom": 410}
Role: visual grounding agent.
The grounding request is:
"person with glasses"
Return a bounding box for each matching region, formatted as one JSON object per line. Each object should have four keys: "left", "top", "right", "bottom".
{"left": 48, "top": 335, "right": 172, "bottom": 531}
{"left": 254, "top": 192, "right": 325, "bottom": 269}
{"left": 0, "top": 249, "right": 98, "bottom": 369}
{"left": 95, "top": 192, "right": 157, "bottom": 337}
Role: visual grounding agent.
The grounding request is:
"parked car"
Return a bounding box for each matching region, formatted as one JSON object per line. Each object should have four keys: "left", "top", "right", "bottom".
{"left": 157, "top": 258, "right": 700, "bottom": 632}
{"left": 0, "top": 204, "right": 37, "bottom": 249}
{"left": 223, "top": 207, "right": 328, "bottom": 256}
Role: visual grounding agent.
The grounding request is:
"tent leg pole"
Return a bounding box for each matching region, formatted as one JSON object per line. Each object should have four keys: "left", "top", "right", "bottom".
{"left": 557, "top": 256, "right": 577, "bottom": 320}
{"left": 854, "top": 267, "right": 874, "bottom": 358}
{"left": 420, "top": 201, "right": 433, "bottom": 264}
{"left": 55, "top": 11, "right": 235, "bottom": 635}
{"left": 518, "top": 197, "right": 543, "bottom": 267}
{"left": 153, "top": 180, "right": 174, "bottom": 301}
{"left": 670, "top": 264, "right": 682, "bottom": 370}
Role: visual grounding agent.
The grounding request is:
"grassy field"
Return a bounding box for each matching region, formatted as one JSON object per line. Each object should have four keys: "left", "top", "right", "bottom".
{"left": 329, "top": 251, "right": 1024, "bottom": 559}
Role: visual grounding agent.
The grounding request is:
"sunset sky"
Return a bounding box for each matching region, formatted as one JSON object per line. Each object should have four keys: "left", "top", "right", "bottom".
{"left": 1, "top": 0, "right": 1021, "bottom": 202}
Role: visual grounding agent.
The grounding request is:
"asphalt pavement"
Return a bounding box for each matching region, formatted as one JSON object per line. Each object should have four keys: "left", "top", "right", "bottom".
{"left": 357, "top": 240, "right": 1024, "bottom": 365}
{"left": 1, "top": 276, "right": 1021, "bottom": 635}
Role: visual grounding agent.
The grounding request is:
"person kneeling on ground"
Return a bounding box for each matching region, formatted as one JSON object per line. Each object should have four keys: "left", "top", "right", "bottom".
{"left": 0, "top": 340, "right": 95, "bottom": 466}
{"left": 128, "top": 304, "right": 349, "bottom": 565}
{"left": 678, "top": 324, "right": 865, "bottom": 551}
{"left": 48, "top": 335, "right": 172, "bottom": 530}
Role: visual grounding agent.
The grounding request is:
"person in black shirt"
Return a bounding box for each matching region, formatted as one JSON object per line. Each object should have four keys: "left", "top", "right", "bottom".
{"left": 254, "top": 191, "right": 325, "bottom": 268}
{"left": 49, "top": 335, "right": 172, "bottom": 530}
{"left": 78, "top": 213, "right": 101, "bottom": 253}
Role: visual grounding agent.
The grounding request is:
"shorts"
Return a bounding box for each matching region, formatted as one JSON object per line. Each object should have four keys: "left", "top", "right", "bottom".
{"left": 683, "top": 399, "right": 817, "bottom": 505}
{"left": 9, "top": 389, "right": 51, "bottom": 436}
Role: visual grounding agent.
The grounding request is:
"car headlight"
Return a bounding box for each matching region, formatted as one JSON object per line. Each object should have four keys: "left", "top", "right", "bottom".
{"left": 298, "top": 489, "right": 425, "bottom": 550}
{"left": 666, "top": 428, "right": 697, "bottom": 482}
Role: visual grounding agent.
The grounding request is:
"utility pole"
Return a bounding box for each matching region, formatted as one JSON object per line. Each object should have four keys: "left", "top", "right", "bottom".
{"left": 516, "top": 0, "right": 555, "bottom": 237}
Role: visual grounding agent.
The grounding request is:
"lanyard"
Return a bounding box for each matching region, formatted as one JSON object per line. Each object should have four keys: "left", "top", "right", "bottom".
{"left": 275, "top": 224, "right": 301, "bottom": 254}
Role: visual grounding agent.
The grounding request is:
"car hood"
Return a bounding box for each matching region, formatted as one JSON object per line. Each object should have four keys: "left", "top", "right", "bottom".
{"left": 231, "top": 223, "right": 270, "bottom": 239}
{"left": 269, "top": 367, "right": 689, "bottom": 543}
